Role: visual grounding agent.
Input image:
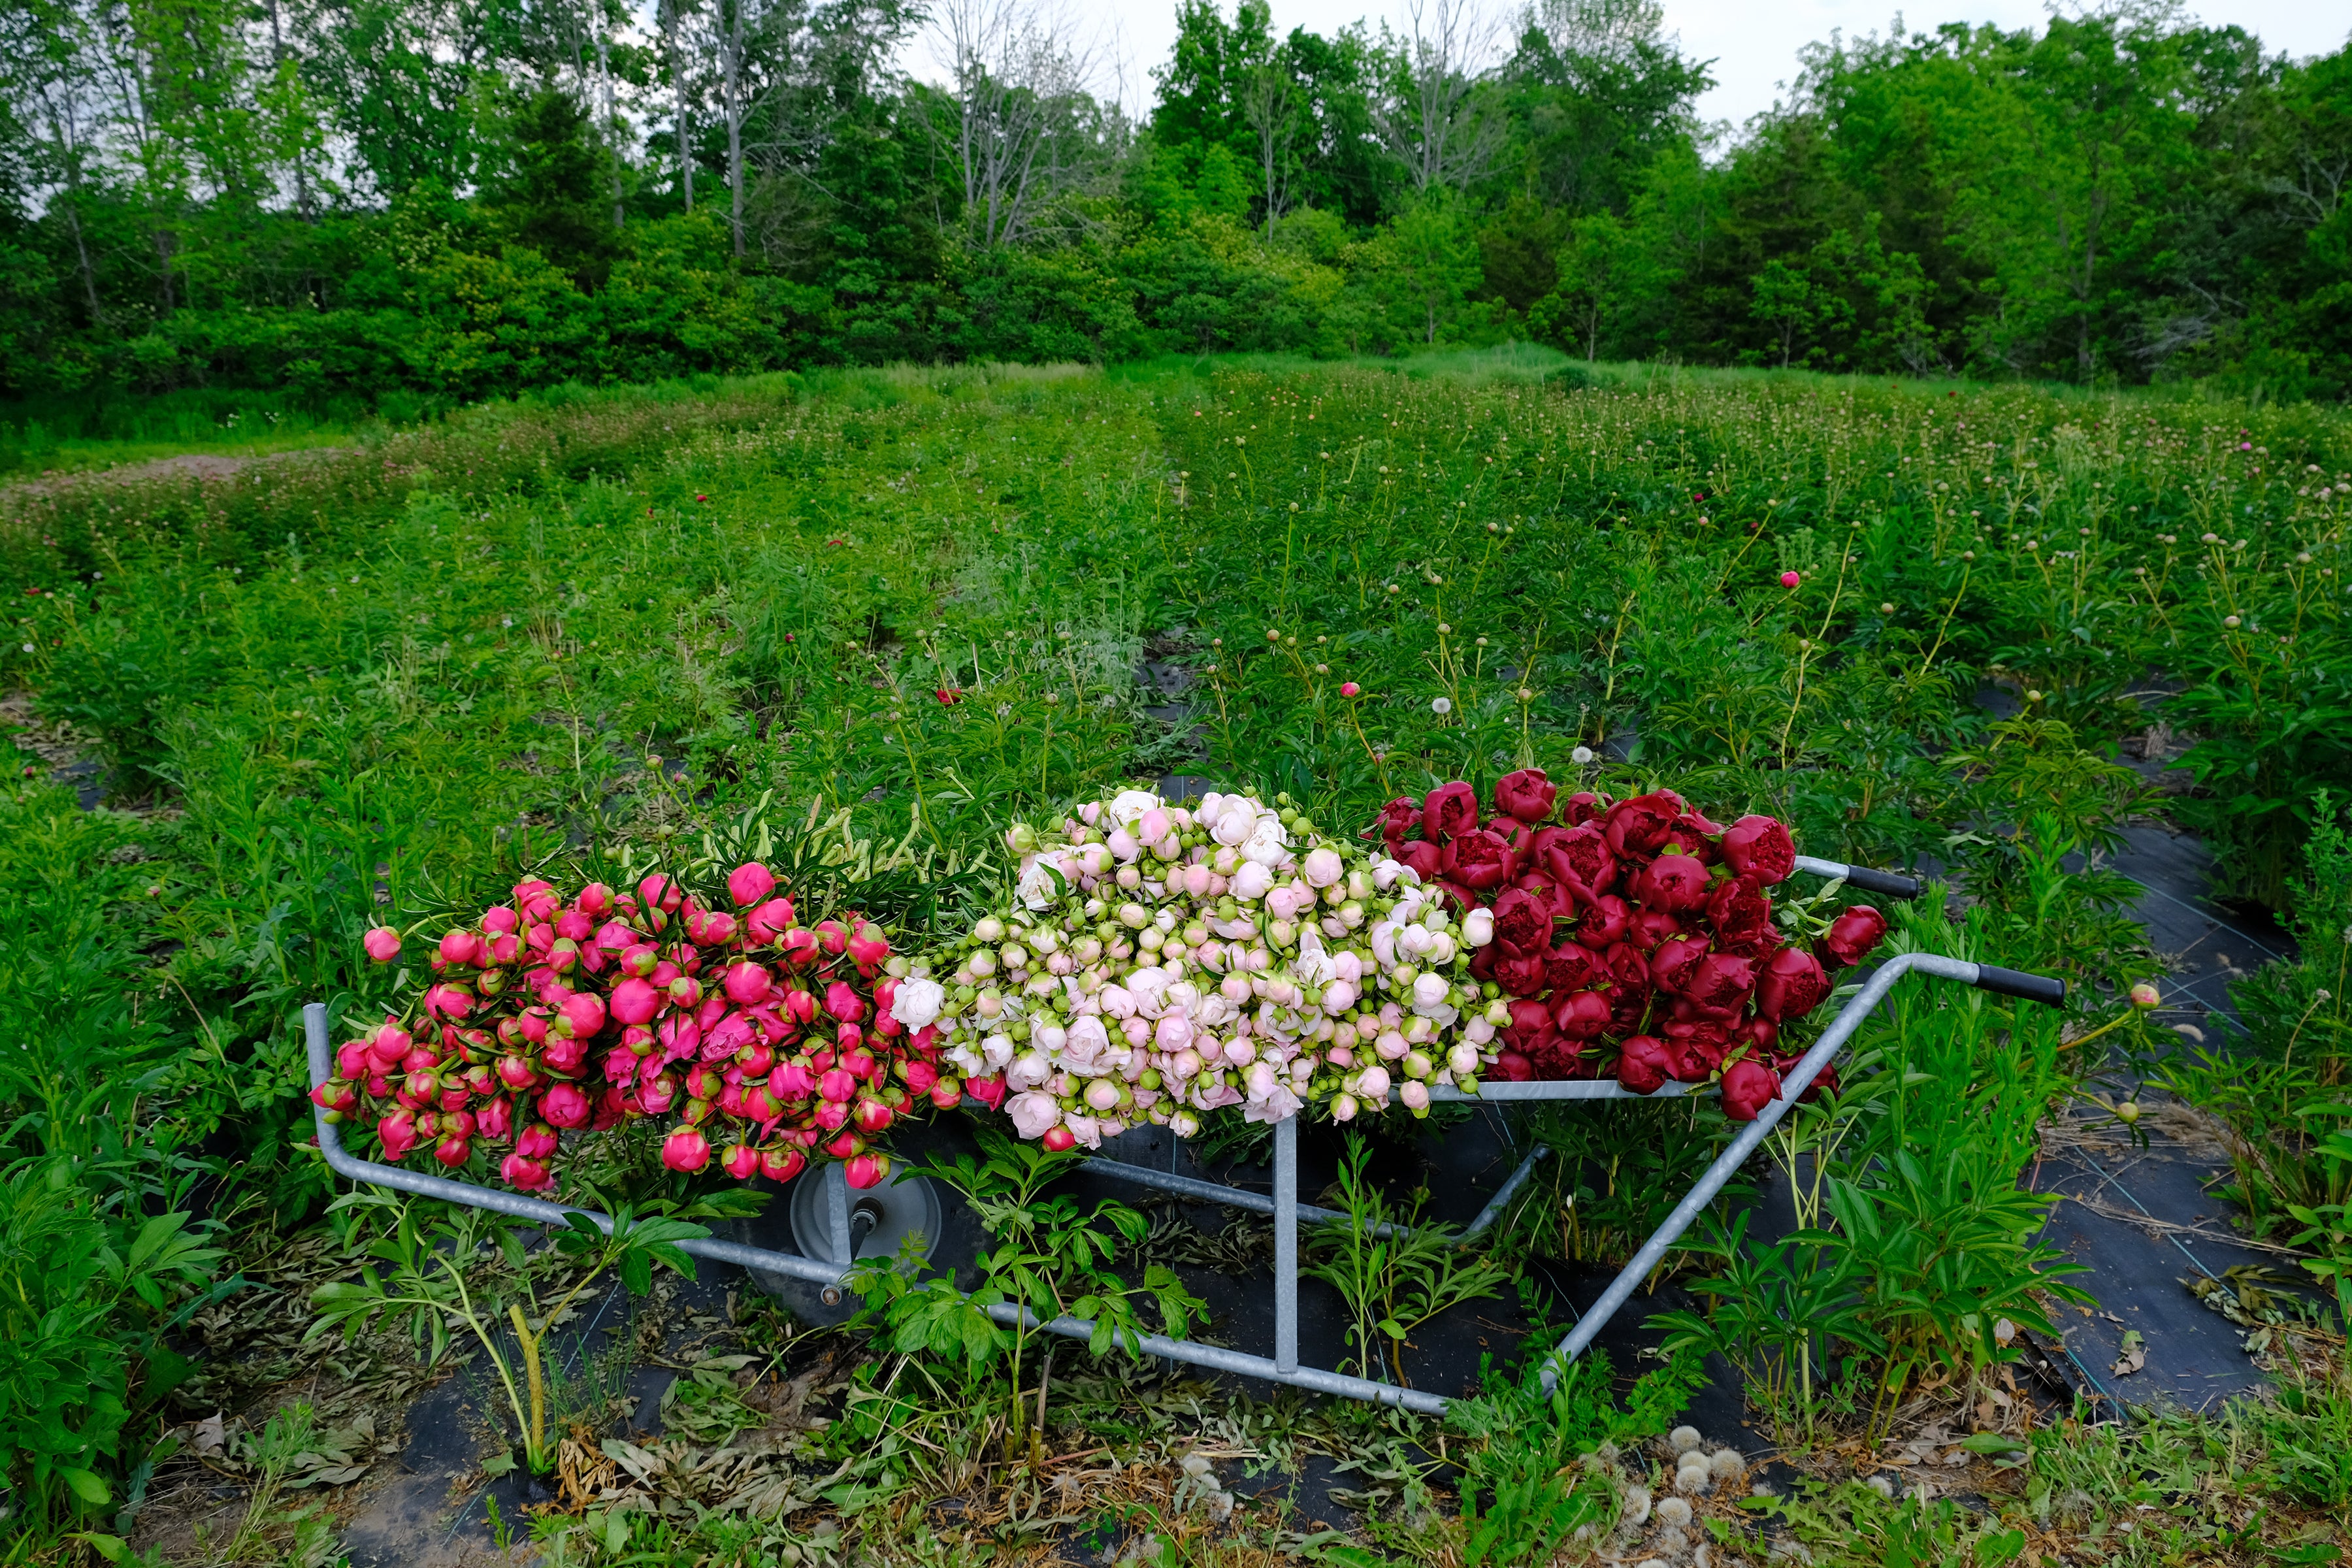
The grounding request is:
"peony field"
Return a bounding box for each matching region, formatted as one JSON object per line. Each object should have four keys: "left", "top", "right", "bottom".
{"left": 3, "top": 356, "right": 2349, "bottom": 1565}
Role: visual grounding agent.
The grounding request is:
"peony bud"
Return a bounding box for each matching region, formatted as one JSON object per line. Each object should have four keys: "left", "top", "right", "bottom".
{"left": 363, "top": 926, "right": 403, "bottom": 963}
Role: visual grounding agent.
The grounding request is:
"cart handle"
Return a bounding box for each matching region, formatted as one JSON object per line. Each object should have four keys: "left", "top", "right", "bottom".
{"left": 1793, "top": 855, "right": 1924, "bottom": 900}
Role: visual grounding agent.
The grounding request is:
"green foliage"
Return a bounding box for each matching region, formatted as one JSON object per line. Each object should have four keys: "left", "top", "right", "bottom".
{"left": 4, "top": 0, "right": 2345, "bottom": 408}
{"left": 307, "top": 1194, "right": 703, "bottom": 1473}
{"left": 1301, "top": 1133, "right": 1512, "bottom": 1385}
{"left": 853, "top": 1126, "right": 1203, "bottom": 1467}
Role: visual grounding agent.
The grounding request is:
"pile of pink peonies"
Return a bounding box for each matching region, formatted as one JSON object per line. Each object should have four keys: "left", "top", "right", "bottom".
{"left": 1367, "top": 771, "right": 1887, "bottom": 1121}
{"left": 888, "top": 789, "right": 1500, "bottom": 1151}
{"left": 310, "top": 863, "right": 949, "bottom": 1192}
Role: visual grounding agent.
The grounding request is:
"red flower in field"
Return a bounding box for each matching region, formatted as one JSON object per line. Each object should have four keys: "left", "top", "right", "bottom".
{"left": 1820, "top": 906, "right": 1889, "bottom": 967}
{"left": 1684, "top": 951, "right": 1759, "bottom": 1013}
{"left": 694, "top": 493, "right": 708, "bottom": 502}
{"left": 826, "top": 538, "right": 845, "bottom": 547}
{"left": 1560, "top": 791, "right": 1609, "bottom": 827}
{"left": 934, "top": 687, "right": 963, "bottom": 705}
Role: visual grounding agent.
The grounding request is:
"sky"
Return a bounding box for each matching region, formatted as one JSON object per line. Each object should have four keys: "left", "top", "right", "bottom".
{"left": 1006, "top": 0, "right": 2352, "bottom": 129}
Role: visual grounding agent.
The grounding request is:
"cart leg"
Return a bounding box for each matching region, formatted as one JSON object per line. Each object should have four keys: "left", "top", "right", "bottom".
{"left": 1541, "top": 953, "right": 1978, "bottom": 1386}
{"left": 1274, "top": 1114, "right": 1298, "bottom": 1375}
{"left": 820, "top": 1161, "right": 855, "bottom": 1305}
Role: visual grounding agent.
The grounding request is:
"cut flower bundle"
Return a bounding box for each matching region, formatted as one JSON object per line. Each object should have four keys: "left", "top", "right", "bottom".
{"left": 1369, "top": 770, "right": 1887, "bottom": 1119}
{"left": 886, "top": 789, "right": 1501, "bottom": 1151}
{"left": 310, "top": 864, "right": 946, "bottom": 1193}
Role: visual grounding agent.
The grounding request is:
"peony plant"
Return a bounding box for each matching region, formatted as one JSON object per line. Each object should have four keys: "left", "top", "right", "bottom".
{"left": 889, "top": 788, "right": 1505, "bottom": 1148}
{"left": 311, "top": 862, "right": 947, "bottom": 1192}
{"left": 1367, "top": 770, "right": 1888, "bottom": 1120}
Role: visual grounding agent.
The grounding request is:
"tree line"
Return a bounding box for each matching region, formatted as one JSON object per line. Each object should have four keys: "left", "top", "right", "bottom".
{"left": 1, "top": 0, "right": 2347, "bottom": 417}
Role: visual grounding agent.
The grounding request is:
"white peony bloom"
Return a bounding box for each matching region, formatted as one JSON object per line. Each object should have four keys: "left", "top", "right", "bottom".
{"left": 1017, "top": 857, "right": 1062, "bottom": 910}
{"left": 1232, "top": 861, "right": 1275, "bottom": 900}
{"left": 890, "top": 977, "right": 945, "bottom": 1029}
{"left": 1109, "top": 789, "right": 1163, "bottom": 829}
{"left": 1241, "top": 813, "right": 1290, "bottom": 867}
{"left": 1461, "top": 908, "right": 1494, "bottom": 946}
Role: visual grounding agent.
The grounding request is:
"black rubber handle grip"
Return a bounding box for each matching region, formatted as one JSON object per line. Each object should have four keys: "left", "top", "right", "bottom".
{"left": 1839, "top": 865, "right": 1923, "bottom": 900}
{"left": 1974, "top": 965, "right": 2067, "bottom": 1007}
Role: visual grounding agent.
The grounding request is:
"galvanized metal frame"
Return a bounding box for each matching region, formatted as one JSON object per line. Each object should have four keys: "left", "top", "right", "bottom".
{"left": 302, "top": 855, "right": 2059, "bottom": 1416}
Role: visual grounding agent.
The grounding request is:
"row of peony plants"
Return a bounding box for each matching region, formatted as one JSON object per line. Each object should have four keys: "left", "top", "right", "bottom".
{"left": 312, "top": 772, "right": 1885, "bottom": 1193}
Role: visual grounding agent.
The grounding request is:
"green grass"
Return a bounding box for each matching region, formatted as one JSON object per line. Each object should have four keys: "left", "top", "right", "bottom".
{"left": 1, "top": 356, "right": 2349, "bottom": 1564}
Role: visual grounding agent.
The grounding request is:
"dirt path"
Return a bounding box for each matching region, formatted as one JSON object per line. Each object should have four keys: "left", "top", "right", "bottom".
{"left": 3, "top": 445, "right": 355, "bottom": 500}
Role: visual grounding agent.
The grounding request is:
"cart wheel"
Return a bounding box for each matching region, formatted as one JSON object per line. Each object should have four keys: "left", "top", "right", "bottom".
{"left": 728, "top": 1115, "right": 990, "bottom": 1326}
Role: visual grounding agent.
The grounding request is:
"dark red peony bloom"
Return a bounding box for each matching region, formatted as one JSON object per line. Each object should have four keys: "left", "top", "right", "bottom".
{"left": 1717, "top": 920, "right": 1786, "bottom": 960}
{"left": 1445, "top": 827, "right": 1516, "bottom": 890}
{"left": 1544, "top": 939, "right": 1599, "bottom": 994}
{"left": 1422, "top": 782, "right": 1480, "bottom": 842}
{"left": 1820, "top": 906, "right": 1890, "bottom": 968}
{"left": 1541, "top": 825, "right": 1619, "bottom": 902}
{"left": 1506, "top": 997, "right": 1555, "bottom": 1041}
{"left": 1706, "top": 876, "right": 1772, "bottom": 938}
{"left": 1720, "top": 815, "right": 1797, "bottom": 885}
{"left": 1512, "top": 868, "right": 1574, "bottom": 919}
{"left": 1495, "top": 768, "right": 1558, "bottom": 824}
{"left": 1561, "top": 791, "right": 1610, "bottom": 827}
{"left": 1553, "top": 988, "right": 1613, "bottom": 1040}
{"left": 1432, "top": 879, "right": 1477, "bottom": 913}
{"left": 1367, "top": 796, "right": 1420, "bottom": 846}
{"left": 1396, "top": 839, "right": 1443, "bottom": 881}
{"left": 1650, "top": 934, "right": 1712, "bottom": 995}
{"left": 1491, "top": 815, "right": 1540, "bottom": 865}
{"left": 1663, "top": 1021, "right": 1729, "bottom": 1081}
{"left": 1616, "top": 1035, "right": 1674, "bottom": 1094}
{"left": 1492, "top": 887, "right": 1554, "bottom": 959}
{"left": 1494, "top": 951, "right": 1552, "bottom": 997}
{"left": 1605, "top": 791, "right": 1686, "bottom": 857}
{"left": 1629, "top": 907, "right": 1684, "bottom": 953}
{"left": 1601, "top": 941, "right": 1652, "bottom": 994}
{"left": 1720, "top": 1058, "right": 1783, "bottom": 1122}
{"left": 1492, "top": 1049, "right": 1536, "bottom": 1082}
{"left": 1756, "top": 946, "right": 1832, "bottom": 1021}
{"left": 1576, "top": 892, "right": 1633, "bottom": 948}
{"left": 1675, "top": 805, "right": 1727, "bottom": 841}
{"left": 1741, "top": 1016, "right": 1780, "bottom": 1054}
{"left": 1684, "top": 951, "right": 1760, "bottom": 1013}
{"left": 1799, "top": 1063, "right": 1841, "bottom": 1103}
{"left": 1639, "top": 851, "right": 1713, "bottom": 913}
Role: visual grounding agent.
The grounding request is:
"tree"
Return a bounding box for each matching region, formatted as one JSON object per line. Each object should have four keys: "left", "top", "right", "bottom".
{"left": 1371, "top": 0, "right": 1506, "bottom": 195}
{"left": 1238, "top": 62, "right": 1296, "bottom": 239}
{"left": 924, "top": 0, "right": 1119, "bottom": 248}
{"left": 1361, "top": 193, "right": 1480, "bottom": 342}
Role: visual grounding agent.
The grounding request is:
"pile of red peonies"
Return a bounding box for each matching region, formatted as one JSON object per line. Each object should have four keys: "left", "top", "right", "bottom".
{"left": 309, "top": 863, "right": 951, "bottom": 1192}
{"left": 1365, "top": 772, "right": 1888, "bottom": 1120}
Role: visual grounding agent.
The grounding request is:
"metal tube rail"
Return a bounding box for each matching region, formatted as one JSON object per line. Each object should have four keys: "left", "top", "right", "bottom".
{"left": 1536, "top": 951, "right": 2014, "bottom": 1390}
{"left": 303, "top": 1004, "right": 1446, "bottom": 1414}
